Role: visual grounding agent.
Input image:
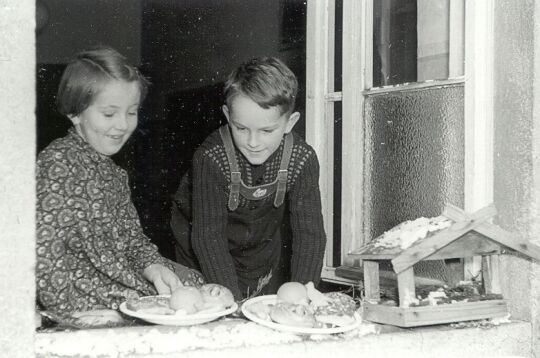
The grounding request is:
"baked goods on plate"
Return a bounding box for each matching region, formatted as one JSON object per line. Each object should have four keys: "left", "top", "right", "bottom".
{"left": 241, "top": 281, "right": 361, "bottom": 334}
{"left": 120, "top": 284, "right": 238, "bottom": 326}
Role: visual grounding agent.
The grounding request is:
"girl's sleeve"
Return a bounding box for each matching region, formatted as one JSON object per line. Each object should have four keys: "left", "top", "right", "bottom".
{"left": 35, "top": 153, "right": 150, "bottom": 311}
{"left": 288, "top": 150, "right": 327, "bottom": 284}
{"left": 35, "top": 154, "right": 72, "bottom": 310}
{"left": 190, "top": 152, "right": 242, "bottom": 299}
{"left": 36, "top": 152, "right": 156, "bottom": 313}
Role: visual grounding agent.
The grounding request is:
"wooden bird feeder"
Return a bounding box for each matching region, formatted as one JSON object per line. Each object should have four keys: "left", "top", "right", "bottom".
{"left": 350, "top": 204, "right": 540, "bottom": 327}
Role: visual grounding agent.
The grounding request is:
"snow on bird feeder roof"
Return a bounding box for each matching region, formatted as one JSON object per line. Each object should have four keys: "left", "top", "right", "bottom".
{"left": 349, "top": 204, "right": 540, "bottom": 327}
{"left": 351, "top": 203, "right": 540, "bottom": 274}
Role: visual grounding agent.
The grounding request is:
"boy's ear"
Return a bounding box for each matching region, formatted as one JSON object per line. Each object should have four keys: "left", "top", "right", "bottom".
{"left": 222, "top": 105, "right": 230, "bottom": 122}
{"left": 284, "top": 111, "right": 300, "bottom": 133}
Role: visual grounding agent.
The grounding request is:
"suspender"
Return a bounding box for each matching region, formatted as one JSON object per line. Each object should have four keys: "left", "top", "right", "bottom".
{"left": 275, "top": 129, "right": 293, "bottom": 207}
{"left": 219, "top": 125, "right": 293, "bottom": 211}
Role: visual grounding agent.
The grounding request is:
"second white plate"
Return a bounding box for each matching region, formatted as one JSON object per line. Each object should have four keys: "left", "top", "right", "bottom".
{"left": 241, "top": 294, "right": 361, "bottom": 334}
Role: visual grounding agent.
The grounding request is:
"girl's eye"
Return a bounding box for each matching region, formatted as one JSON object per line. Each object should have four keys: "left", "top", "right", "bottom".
{"left": 128, "top": 112, "right": 137, "bottom": 117}
{"left": 263, "top": 129, "right": 274, "bottom": 134}
{"left": 104, "top": 113, "right": 115, "bottom": 118}
{"left": 236, "top": 127, "right": 246, "bottom": 131}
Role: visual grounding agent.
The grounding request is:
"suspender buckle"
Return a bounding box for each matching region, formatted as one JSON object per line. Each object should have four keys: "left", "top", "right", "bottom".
{"left": 274, "top": 170, "right": 288, "bottom": 207}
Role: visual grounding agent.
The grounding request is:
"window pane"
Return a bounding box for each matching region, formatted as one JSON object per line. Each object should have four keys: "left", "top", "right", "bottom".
{"left": 373, "top": 0, "right": 464, "bottom": 87}
{"left": 363, "top": 85, "right": 465, "bottom": 240}
{"left": 334, "top": 0, "right": 343, "bottom": 92}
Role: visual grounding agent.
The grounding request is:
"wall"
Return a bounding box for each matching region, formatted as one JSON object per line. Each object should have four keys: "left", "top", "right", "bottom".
{"left": 142, "top": 0, "right": 283, "bottom": 95}
{"left": 36, "top": 0, "right": 142, "bottom": 65}
{"left": 493, "top": 0, "right": 540, "bottom": 356}
{"left": 0, "top": 1, "right": 36, "bottom": 357}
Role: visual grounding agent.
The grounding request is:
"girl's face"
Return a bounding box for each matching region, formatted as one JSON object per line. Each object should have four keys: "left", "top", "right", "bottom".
{"left": 223, "top": 95, "right": 299, "bottom": 165}
{"left": 69, "top": 80, "right": 140, "bottom": 156}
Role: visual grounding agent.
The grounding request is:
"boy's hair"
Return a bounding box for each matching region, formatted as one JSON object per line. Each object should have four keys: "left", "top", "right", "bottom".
{"left": 56, "top": 46, "right": 150, "bottom": 117}
{"left": 224, "top": 57, "right": 298, "bottom": 116}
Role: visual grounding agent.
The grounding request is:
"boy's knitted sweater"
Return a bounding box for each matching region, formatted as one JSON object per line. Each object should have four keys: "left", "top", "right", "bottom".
{"left": 182, "top": 128, "right": 327, "bottom": 299}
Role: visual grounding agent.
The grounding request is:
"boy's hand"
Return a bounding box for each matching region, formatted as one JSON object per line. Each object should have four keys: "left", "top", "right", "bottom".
{"left": 143, "top": 263, "right": 183, "bottom": 295}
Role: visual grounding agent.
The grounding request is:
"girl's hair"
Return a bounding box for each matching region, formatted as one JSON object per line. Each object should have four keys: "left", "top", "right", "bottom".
{"left": 224, "top": 57, "right": 298, "bottom": 116}
{"left": 56, "top": 46, "right": 150, "bottom": 117}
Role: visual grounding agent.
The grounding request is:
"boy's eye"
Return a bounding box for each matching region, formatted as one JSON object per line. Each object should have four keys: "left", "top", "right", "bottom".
{"left": 103, "top": 112, "right": 115, "bottom": 118}
{"left": 263, "top": 129, "right": 274, "bottom": 134}
{"left": 128, "top": 112, "right": 137, "bottom": 116}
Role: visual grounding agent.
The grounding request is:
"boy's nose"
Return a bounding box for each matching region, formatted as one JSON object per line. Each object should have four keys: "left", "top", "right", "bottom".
{"left": 247, "top": 132, "right": 259, "bottom": 147}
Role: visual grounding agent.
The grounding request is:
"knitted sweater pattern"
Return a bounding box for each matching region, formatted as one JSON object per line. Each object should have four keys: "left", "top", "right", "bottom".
{"left": 189, "top": 129, "right": 327, "bottom": 299}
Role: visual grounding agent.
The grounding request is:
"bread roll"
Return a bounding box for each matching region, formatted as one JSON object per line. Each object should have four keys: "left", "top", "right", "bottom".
{"left": 169, "top": 286, "right": 203, "bottom": 313}
{"left": 270, "top": 302, "right": 316, "bottom": 328}
{"left": 200, "top": 283, "right": 235, "bottom": 309}
{"left": 276, "top": 282, "right": 308, "bottom": 305}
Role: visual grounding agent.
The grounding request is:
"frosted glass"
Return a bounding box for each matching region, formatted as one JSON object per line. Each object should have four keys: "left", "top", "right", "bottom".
{"left": 363, "top": 85, "right": 464, "bottom": 241}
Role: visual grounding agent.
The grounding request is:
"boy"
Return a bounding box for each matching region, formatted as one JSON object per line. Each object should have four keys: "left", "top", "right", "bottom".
{"left": 171, "top": 57, "right": 326, "bottom": 300}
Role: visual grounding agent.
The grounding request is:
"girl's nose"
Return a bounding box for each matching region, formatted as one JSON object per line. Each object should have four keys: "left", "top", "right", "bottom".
{"left": 115, "top": 114, "right": 129, "bottom": 130}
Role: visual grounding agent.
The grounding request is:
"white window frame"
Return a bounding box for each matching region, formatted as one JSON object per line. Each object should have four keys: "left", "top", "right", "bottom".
{"left": 306, "top": 0, "right": 494, "bottom": 284}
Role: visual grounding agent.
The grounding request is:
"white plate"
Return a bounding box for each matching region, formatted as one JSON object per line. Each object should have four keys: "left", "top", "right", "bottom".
{"left": 119, "top": 296, "right": 238, "bottom": 326}
{"left": 241, "top": 295, "right": 361, "bottom": 334}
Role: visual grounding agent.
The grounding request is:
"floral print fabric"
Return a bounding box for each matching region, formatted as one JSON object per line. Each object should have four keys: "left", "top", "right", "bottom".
{"left": 36, "top": 129, "right": 171, "bottom": 314}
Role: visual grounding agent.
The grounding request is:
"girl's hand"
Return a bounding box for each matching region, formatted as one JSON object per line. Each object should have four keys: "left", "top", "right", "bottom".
{"left": 143, "top": 263, "right": 183, "bottom": 295}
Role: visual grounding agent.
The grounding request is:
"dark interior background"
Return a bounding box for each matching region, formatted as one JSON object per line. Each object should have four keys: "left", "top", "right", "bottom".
{"left": 36, "top": 0, "right": 307, "bottom": 260}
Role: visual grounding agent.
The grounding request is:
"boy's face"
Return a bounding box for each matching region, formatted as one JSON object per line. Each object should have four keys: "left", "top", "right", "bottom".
{"left": 223, "top": 95, "right": 299, "bottom": 165}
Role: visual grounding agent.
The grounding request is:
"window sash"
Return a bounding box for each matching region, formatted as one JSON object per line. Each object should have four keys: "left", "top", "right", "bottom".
{"left": 306, "top": 0, "right": 494, "bottom": 283}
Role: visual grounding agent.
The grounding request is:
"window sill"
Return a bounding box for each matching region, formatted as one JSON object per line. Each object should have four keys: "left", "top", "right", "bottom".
{"left": 35, "top": 318, "right": 532, "bottom": 358}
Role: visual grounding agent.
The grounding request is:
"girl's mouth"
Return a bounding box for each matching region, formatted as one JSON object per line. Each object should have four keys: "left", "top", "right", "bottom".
{"left": 107, "top": 134, "right": 124, "bottom": 140}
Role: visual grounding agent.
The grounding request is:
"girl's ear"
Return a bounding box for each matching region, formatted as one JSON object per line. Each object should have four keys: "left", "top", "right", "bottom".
{"left": 68, "top": 114, "right": 81, "bottom": 125}
{"left": 284, "top": 111, "right": 300, "bottom": 133}
{"left": 222, "top": 105, "right": 230, "bottom": 122}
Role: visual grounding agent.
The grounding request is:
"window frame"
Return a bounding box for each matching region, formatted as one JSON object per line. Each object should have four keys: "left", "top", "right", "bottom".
{"left": 306, "top": 0, "right": 495, "bottom": 284}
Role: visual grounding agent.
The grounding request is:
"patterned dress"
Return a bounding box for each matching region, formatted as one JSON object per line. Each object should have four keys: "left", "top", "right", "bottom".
{"left": 36, "top": 128, "right": 197, "bottom": 314}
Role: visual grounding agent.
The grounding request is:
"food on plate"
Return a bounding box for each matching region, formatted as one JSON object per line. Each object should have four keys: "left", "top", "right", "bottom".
{"left": 125, "top": 283, "right": 236, "bottom": 316}
{"left": 126, "top": 295, "right": 175, "bottom": 315}
{"left": 246, "top": 301, "right": 272, "bottom": 321}
{"left": 313, "top": 292, "right": 358, "bottom": 326}
{"left": 305, "top": 281, "right": 331, "bottom": 307}
{"left": 269, "top": 302, "right": 316, "bottom": 328}
{"left": 276, "top": 281, "right": 308, "bottom": 305}
{"left": 246, "top": 281, "right": 359, "bottom": 329}
{"left": 200, "top": 283, "right": 235, "bottom": 310}
{"left": 169, "top": 286, "right": 204, "bottom": 314}
{"left": 319, "top": 292, "right": 357, "bottom": 316}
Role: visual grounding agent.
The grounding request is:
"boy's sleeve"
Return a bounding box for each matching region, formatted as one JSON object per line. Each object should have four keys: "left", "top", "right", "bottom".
{"left": 190, "top": 151, "right": 243, "bottom": 299}
{"left": 288, "top": 150, "right": 327, "bottom": 285}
